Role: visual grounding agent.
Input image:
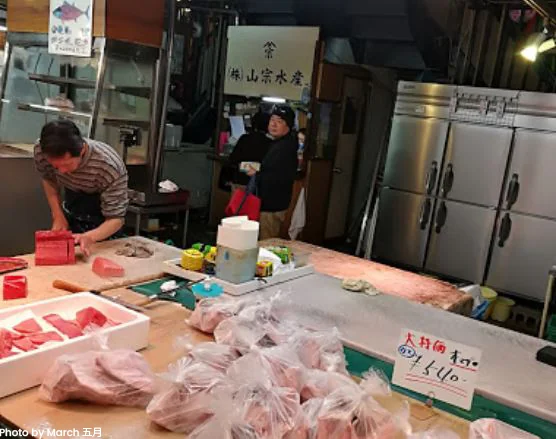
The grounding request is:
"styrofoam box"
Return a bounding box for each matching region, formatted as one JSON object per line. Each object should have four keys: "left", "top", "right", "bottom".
{"left": 163, "top": 258, "right": 315, "bottom": 296}
{"left": 0, "top": 293, "right": 150, "bottom": 398}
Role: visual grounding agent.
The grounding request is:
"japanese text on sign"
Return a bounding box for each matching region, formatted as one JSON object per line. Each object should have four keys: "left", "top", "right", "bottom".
{"left": 48, "top": 0, "right": 93, "bottom": 57}
{"left": 392, "top": 328, "right": 482, "bottom": 410}
{"left": 224, "top": 26, "right": 319, "bottom": 101}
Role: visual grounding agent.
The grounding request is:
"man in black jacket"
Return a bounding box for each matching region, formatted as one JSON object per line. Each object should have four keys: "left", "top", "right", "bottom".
{"left": 248, "top": 105, "right": 298, "bottom": 239}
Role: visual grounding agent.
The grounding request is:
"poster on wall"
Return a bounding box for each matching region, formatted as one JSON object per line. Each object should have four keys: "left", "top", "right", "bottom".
{"left": 224, "top": 26, "right": 319, "bottom": 102}
{"left": 48, "top": 0, "right": 94, "bottom": 57}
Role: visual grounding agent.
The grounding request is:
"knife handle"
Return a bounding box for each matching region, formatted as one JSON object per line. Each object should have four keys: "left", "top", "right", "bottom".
{"left": 52, "top": 280, "right": 87, "bottom": 293}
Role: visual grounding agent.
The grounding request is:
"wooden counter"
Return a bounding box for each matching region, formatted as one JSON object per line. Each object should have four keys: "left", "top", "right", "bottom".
{"left": 0, "top": 286, "right": 470, "bottom": 438}
{"left": 261, "top": 239, "right": 474, "bottom": 315}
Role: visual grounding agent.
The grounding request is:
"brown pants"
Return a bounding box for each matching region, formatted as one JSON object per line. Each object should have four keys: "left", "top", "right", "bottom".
{"left": 259, "top": 211, "right": 286, "bottom": 240}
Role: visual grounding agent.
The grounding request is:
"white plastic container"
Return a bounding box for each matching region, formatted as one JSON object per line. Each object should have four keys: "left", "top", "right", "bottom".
{"left": 0, "top": 293, "right": 150, "bottom": 398}
{"left": 217, "top": 217, "right": 259, "bottom": 250}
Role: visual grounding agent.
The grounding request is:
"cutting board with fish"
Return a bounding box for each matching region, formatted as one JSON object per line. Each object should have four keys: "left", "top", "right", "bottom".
{"left": 0, "top": 237, "right": 181, "bottom": 305}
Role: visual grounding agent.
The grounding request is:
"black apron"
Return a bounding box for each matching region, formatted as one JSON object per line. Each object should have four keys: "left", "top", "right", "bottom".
{"left": 63, "top": 189, "right": 125, "bottom": 238}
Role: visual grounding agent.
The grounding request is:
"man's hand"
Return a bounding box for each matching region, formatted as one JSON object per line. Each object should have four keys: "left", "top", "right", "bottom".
{"left": 246, "top": 165, "right": 257, "bottom": 177}
{"left": 52, "top": 215, "right": 69, "bottom": 231}
{"left": 73, "top": 232, "right": 96, "bottom": 258}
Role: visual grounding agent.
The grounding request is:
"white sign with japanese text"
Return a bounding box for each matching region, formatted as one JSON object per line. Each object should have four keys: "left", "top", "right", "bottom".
{"left": 224, "top": 26, "right": 319, "bottom": 101}
{"left": 49, "top": 0, "right": 93, "bottom": 57}
{"left": 392, "top": 328, "right": 482, "bottom": 410}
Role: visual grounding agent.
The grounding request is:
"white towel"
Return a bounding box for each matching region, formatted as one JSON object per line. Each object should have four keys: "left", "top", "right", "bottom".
{"left": 289, "top": 188, "right": 306, "bottom": 240}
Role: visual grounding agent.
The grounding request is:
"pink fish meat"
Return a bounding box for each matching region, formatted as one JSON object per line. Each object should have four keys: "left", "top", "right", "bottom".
{"left": 53, "top": 1, "right": 90, "bottom": 22}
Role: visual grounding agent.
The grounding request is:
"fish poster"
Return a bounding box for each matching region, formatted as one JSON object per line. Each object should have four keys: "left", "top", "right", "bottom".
{"left": 48, "top": 0, "right": 93, "bottom": 57}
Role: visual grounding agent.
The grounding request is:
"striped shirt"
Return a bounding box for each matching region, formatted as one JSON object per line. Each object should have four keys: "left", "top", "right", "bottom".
{"left": 34, "top": 138, "right": 129, "bottom": 218}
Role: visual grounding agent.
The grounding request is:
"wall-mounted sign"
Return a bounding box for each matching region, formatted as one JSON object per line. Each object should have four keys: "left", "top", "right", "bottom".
{"left": 224, "top": 26, "right": 319, "bottom": 102}
{"left": 392, "top": 328, "right": 482, "bottom": 410}
{"left": 49, "top": 0, "right": 93, "bottom": 57}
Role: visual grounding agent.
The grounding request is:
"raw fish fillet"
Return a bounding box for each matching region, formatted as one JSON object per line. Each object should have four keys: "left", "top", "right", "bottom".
{"left": 29, "top": 332, "right": 64, "bottom": 345}
{"left": 76, "top": 307, "right": 108, "bottom": 329}
{"left": 13, "top": 318, "right": 42, "bottom": 334}
{"left": 92, "top": 257, "right": 125, "bottom": 278}
{"left": 13, "top": 337, "right": 36, "bottom": 352}
{"left": 43, "top": 314, "right": 83, "bottom": 339}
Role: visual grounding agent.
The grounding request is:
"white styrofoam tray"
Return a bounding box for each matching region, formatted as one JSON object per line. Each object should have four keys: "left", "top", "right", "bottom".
{"left": 163, "top": 258, "right": 315, "bottom": 296}
{"left": 0, "top": 293, "right": 150, "bottom": 399}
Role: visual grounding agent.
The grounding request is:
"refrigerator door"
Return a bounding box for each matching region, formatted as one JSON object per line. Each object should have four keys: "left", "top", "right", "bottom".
{"left": 503, "top": 129, "right": 556, "bottom": 219}
{"left": 425, "top": 200, "right": 496, "bottom": 283}
{"left": 440, "top": 123, "right": 512, "bottom": 206}
{"left": 487, "top": 212, "right": 556, "bottom": 302}
{"left": 382, "top": 115, "right": 448, "bottom": 195}
{"left": 372, "top": 188, "right": 433, "bottom": 269}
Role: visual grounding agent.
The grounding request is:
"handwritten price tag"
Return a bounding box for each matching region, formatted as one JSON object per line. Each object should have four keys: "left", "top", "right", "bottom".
{"left": 392, "top": 328, "right": 482, "bottom": 410}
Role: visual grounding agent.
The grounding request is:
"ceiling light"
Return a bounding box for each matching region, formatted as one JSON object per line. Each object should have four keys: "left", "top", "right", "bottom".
{"left": 520, "top": 32, "right": 547, "bottom": 62}
{"left": 262, "top": 97, "right": 286, "bottom": 104}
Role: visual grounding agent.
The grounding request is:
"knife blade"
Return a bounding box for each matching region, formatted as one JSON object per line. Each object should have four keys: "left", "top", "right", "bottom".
{"left": 52, "top": 280, "right": 147, "bottom": 313}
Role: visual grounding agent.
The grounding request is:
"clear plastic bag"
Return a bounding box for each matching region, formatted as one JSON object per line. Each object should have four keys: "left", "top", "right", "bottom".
{"left": 469, "top": 419, "right": 540, "bottom": 439}
{"left": 236, "top": 382, "right": 302, "bottom": 439}
{"left": 39, "top": 334, "right": 156, "bottom": 408}
{"left": 187, "top": 297, "right": 242, "bottom": 334}
{"left": 300, "top": 369, "right": 359, "bottom": 402}
{"left": 146, "top": 358, "right": 227, "bottom": 434}
{"left": 289, "top": 327, "right": 348, "bottom": 375}
{"left": 174, "top": 335, "right": 240, "bottom": 373}
{"left": 227, "top": 345, "right": 306, "bottom": 392}
{"left": 314, "top": 370, "right": 408, "bottom": 439}
{"left": 214, "top": 316, "right": 271, "bottom": 354}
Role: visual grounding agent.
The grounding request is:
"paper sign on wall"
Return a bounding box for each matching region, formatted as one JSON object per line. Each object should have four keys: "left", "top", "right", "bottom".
{"left": 49, "top": 0, "right": 93, "bottom": 57}
{"left": 392, "top": 328, "right": 482, "bottom": 410}
{"left": 224, "top": 26, "right": 319, "bottom": 102}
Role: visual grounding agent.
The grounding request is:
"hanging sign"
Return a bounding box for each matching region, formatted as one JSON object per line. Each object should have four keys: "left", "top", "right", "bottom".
{"left": 49, "top": 0, "right": 93, "bottom": 57}
{"left": 224, "top": 26, "right": 319, "bottom": 101}
{"left": 392, "top": 328, "right": 482, "bottom": 410}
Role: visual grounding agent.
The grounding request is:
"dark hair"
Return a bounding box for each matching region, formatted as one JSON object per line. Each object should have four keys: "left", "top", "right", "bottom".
{"left": 39, "top": 119, "right": 84, "bottom": 158}
{"left": 298, "top": 128, "right": 307, "bottom": 135}
{"left": 252, "top": 111, "right": 270, "bottom": 133}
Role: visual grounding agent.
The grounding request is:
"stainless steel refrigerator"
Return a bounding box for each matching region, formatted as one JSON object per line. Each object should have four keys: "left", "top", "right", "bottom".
{"left": 487, "top": 91, "right": 556, "bottom": 301}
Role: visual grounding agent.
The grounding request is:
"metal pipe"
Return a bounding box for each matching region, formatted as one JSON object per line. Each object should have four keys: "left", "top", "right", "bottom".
{"left": 152, "top": 0, "right": 177, "bottom": 193}
{"left": 147, "top": 57, "right": 162, "bottom": 185}
{"left": 460, "top": 8, "right": 478, "bottom": 84}
{"left": 179, "top": 5, "right": 239, "bottom": 17}
{"left": 88, "top": 38, "right": 107, "bottom": 138}
{"left": 490, "top": 4, "right": 508, "bottom": 87}
{"left": 473, "top": 10, "right": 491, "bottom": 85}
{"left": 211, "top": 17, "right": 224, "bottom": 108}
{"left": 0, "top": 41, "right": 12, "bottom": 126}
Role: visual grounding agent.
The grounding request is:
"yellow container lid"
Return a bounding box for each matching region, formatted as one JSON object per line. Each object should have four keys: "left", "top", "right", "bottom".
{"left": 480, "top": 286, "right": 498, "bottom": 300}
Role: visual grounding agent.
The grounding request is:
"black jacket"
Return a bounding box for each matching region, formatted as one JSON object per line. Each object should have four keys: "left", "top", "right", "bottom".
{"left": 229, "top": 131, "right": 271, "bottom": 185}
{"left": 257, "top": 133, "right": 298, "bottom": 212}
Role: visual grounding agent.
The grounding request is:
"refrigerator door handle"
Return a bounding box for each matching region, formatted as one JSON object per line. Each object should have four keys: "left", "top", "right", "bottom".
{"left": 419, "top": 198, "right": 432, "bottom": 230}
{"left": 506, "top": 173, "right": 520, "bottom": 209}
{"left": 498, "top": 213, "right": 512, "bottom": 247}
{"left": 424, "top": 161, "right": 438, "bottom": 195}
{"left": 441, "top": 164, "right": 454, "bottom": 197}
{"left": 434, "top": 201, "right": 448, "bottom": 233}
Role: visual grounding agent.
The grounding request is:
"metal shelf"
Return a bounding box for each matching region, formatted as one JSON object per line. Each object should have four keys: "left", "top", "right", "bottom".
{"left": 102, "top": 117, "right": 150, "bottom": 129}
{"left": 28, "top": 74, "right": 152, "bottom": 98}
{"left": 16, "top": 103, "right": 91, "bottom": 119}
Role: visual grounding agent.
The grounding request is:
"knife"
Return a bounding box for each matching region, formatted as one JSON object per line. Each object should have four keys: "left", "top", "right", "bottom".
{"left": 52, "top": 280, "right": 147, "bottom": 313}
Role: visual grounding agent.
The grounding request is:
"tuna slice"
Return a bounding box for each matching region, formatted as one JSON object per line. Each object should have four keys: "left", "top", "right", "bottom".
{"left": 29, "top": 332, "right": 64, "bottom": 346}
{"left": 0, "top": 329, "right": 14, "bottom": 352}
{"left": 43, "top": 314, "right": 83, "bottom": 339}
{"left": 76, "top": 307, "right": 108, "bottom": 329}
{"left": 13, "top": 318, "right": 42, "bottom": 334}
{"left": 13, "top": 337, "right": 36, "bottom": 352}
{"left": 0, "top": 350, "right": 17, "bottom": 359}
{"left": 92, "top": 257, "right": 125, "bottom": 278}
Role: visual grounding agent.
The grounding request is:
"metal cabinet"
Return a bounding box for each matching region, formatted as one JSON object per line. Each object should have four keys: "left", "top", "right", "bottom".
{"left": 503, "top": 129, "right": 556, "bottom": 219}
{"left": 382, "top": 115, "right": 448, "bottom": 194}
{"left": 425, "top": 200, "right": 496, "bottom": 283}
{"left": 440, "top": 123, "right": 512, "bottom": 206}
{"left": 487, "top": 211, "right": 556, "bottom": 302}
{"left": 373, "top": 188, "right": 433, "bottom": 269}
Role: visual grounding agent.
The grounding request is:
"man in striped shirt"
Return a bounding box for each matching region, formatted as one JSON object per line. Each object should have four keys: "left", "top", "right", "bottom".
{"left": 34, "top": 120, "right": 129, "bottom": 257}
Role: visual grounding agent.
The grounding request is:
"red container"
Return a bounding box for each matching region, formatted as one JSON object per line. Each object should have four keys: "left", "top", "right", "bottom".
{"left": 3, "top": 276, "right": 28, "bottom": 300}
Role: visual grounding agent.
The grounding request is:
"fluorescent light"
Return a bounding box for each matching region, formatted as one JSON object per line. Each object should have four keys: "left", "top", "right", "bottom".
{"left": 262, "top": 97, "right": 286, "bottom": 103}
{"left": 185, "top": 7, "right": 191, "bottom": 12}
{"left": 539, "top": 38, "right": 556, "bottom": 53}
